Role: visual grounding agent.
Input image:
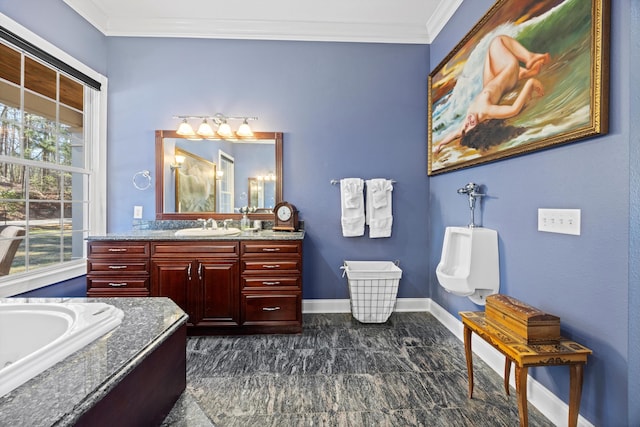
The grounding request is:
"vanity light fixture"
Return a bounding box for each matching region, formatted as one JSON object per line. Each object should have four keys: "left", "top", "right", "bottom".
{"left": 216, "top": 120, "right": 233, "bottom": 138}
{"left": 170, "top": 154, "right": 186, "bottom": 170}
{"left": 256, "top": 171, "right": 276, "bottom": 181}
{"left": 173, "top": 114, "right": 257, "bottom": 139}
{"left": 236, "top": 119, "right": 254, "bottom": 137}
{"left": 176, "top": 119, "right": 196, "bottom": 138}
{"left": 196, "top": 119, "right": 215, "bottom": 138}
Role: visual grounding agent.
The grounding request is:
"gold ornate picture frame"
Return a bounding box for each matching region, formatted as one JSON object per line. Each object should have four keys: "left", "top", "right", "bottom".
{"left": 428, "top": 0, "right": 610, "bottom": 176}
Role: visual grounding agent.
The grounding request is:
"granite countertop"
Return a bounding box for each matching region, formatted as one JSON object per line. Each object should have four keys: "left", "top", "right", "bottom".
{"left": 87, "top": 229, "right": 305, "bottom": 241}
{"left": 0, "top": 297, "right": 188, "bottom": 426}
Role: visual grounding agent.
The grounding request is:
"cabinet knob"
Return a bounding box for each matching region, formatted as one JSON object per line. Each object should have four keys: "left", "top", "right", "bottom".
{"left": 262, "top": 281, "right": 281, "bottom": 286}
{"left": 108, "top": 265, "right": 127, "bottom": 270}
{"left": 108, "top": 282, "right": 127, "bottom": 287}
{"left": 262, "top": 264, "right": 281, "bottom": 269}
{"left": 262, "top": 306, "right": 281, "bottom": 311}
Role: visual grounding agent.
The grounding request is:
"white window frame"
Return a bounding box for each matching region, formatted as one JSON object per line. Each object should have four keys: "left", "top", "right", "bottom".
{"left": 0, "top": 13, "right": 107, "bottom": 297}
{"left": 218, "top": 150, "right": 235, "bottom": 213}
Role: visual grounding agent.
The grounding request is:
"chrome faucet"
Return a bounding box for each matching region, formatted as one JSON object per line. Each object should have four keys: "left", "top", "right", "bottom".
{"left": 206, "top": 218, "right": 217, "bottom": 229}
{"left": 197, "top": 218, "right": 207, "bottom": 230}
{"left": 457, "top": 182, "right": 485, "bottom": 228}
{"left": 223, "top": 219, "right": 234, "bottom": 230}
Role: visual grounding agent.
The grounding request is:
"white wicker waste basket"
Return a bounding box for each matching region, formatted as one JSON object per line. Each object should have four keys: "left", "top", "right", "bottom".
{"left": 341, "top": 260, "right": 402, "bottom": 323}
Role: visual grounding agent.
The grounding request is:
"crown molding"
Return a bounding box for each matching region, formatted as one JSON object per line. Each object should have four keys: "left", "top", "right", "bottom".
{"left": 64, "top": 0, "right": 462, "bottom": 44}
{"left": 427, "top": 0, "right": 464, "bottom": 42}
{"left": 107, "top": 18, "right": 432, "bottom": 44}
{"left": 63, "top": 0, "right": 109, "bottom": 33}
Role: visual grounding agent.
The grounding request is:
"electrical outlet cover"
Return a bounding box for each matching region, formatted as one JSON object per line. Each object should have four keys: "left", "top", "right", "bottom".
{"left": 133, "top": 205, "right": 143, "bottom": 219}
{"left": 538, "top": 208, "right": 581, "bottom": 235}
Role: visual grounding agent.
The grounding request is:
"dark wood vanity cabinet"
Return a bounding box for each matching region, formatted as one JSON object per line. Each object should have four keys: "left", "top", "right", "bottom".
{"left": 150, "top": 242, "right": 240, "bottom": 330}
{"left": 86, "top": 241, "right": 151, "bottom": 297}
{"left": 240, "top": 240, "right": 303, "bottom": 333}
{"left": 87, "top": 238, "right": 303, "bottom": 334}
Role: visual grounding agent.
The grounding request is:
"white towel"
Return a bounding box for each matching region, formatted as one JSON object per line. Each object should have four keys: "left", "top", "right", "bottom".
{"left": 366, "top": 179, "right": 393, "bottom": 238}
{"left": 340, "top": 178, "right": 365, "bottom": 237}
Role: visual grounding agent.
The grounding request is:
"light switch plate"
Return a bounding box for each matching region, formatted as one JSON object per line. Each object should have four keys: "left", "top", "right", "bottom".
{"left": 538, "top": 208, "right": 581, "bottom": 235}
{"left": 133, "top": 205, "right": 143, "bottom": 219}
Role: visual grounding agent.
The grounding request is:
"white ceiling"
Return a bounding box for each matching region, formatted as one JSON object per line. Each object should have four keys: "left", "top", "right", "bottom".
{"left": 63, "top": 0, "right": 462, "bottom": 44}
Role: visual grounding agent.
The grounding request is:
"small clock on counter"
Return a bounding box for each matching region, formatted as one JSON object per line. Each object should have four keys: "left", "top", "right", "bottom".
{"left": 273, "top": 201, "right": 299, "bottom": 231}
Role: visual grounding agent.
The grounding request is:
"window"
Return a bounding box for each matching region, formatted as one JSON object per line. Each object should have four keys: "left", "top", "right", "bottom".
{"left": 0, "top": 17, "right": 106, "bottom": 296}
{"left": 217, "top": 151, "right": 234, "bottom": 213}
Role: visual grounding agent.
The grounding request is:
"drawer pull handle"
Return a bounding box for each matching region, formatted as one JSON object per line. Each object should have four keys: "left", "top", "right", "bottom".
{"left": 108, "top": 248, "right": 127, "bottom": 252}
{"left": 108, "top": 265, "right": 127, "bottom": 270}
{"left": 262, "top": 306, "right": 281, "bottom": 311}
{"left": 108, "top": 282, "right": 127, "bottom": 287}
{"left": 262, "top": 264, "right": 280, "bottom": 269}
{"left": 263, "top": 281, "right": 281, "bottom": 286}
{"left": 262, "top": 248, "right": 280, "bottom": 252}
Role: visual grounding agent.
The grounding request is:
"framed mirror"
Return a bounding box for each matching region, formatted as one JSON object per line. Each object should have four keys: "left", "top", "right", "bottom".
{"left": 155, "top": 130, "right": 282, "bottom": 220}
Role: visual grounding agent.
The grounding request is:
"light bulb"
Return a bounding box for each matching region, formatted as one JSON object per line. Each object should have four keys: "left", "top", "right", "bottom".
{"left": 176, "top": 119, "right": 195, "bottom": 137}
{"left": 236, "top": 120, "right": 253, "bottom": 137}
{"left": 217, "top": 122, "right": 233, "bottom": 138}
{"left": 197, "top": 119, "right": 215, "bottom": 138}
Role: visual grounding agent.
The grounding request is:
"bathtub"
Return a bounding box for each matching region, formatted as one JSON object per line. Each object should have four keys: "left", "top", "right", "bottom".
{"left": 0, "top": 302, "right": 124, "bottom": 396}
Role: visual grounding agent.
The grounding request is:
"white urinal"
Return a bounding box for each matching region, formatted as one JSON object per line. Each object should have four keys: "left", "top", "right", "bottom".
{"left": 435, "top": 227, "right": 499, "bottom": 305}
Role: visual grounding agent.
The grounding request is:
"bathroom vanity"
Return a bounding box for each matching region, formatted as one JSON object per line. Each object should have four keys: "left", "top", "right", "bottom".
{"left": 86, "top": 230, "right": 304, "bottom": 335}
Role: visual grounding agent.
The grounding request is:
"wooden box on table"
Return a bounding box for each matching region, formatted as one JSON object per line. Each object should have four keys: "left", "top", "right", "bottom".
{"left": 485, "top": 294, "right": 561, "bottom": 344}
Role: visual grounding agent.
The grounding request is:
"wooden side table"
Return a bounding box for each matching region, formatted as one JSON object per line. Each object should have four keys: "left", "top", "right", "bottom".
{"left": 460, "top": 311, "right": 592, "bottom": 427}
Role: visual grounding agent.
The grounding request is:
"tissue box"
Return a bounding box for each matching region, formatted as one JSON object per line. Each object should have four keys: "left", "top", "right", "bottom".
{"left": 485, "top": 294, "right": 561, "bottom": 344}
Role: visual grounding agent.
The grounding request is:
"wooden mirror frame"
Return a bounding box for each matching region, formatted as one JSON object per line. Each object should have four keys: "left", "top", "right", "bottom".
{"left": 155, "top": 130, "right": 283, "bottom": 220}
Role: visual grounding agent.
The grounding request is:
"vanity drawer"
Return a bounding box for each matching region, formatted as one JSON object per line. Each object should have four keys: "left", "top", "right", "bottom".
{"left": 152, "top": 242, "right": 239, "bottom": 257}
{"left": 88, "top": 241, "right": 149, "bottom": 258}
{"left": 242, "top": 293, "right": 301, "bottom": 323}
{"left": 87, "top": 260, "right": 149, "bottom": 274}
{"left": 87, "top": 277, "right": 150, "bottom": 289}
{"left": 242, "top": 276, "right": 301, "bottom": 290}
{"left": 241, "top": 241, "right": 301, "bottom": 256}
{"left": 242, "top": 259, "right": 301, "bottom": 274}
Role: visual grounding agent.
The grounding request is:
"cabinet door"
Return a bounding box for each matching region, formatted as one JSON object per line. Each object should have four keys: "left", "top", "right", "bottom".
{"left": 197, "top": 258, "right": 240, "bottom": 327}
{"left": 151, "top": 259, "right": 192, "bottom": 317}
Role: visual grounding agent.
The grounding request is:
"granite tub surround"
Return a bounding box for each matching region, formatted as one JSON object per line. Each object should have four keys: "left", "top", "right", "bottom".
{"left": 0, "top": 297, "right": 188, "bottom": 426}
{"left": 161, "top": 312, "right": 554, "bottom": 426}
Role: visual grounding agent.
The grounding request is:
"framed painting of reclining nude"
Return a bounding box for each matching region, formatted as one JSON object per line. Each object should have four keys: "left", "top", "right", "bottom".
{"left": 428, "top": 0, "right": 610, "bottom": 176}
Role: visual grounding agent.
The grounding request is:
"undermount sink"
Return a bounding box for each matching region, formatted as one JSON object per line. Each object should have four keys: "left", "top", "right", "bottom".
{"left": 174, "top": 227, "right": 241, "bottom": 237}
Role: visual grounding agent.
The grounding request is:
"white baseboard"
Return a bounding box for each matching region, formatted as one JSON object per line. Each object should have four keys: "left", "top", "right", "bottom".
{"left": 302, "top": 297, "right": 594, "bottom": 427}
{"left": 302, "top": 298, "right": 430, "bottom": 314}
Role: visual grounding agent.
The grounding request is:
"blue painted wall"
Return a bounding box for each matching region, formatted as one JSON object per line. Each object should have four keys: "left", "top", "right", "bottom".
{"left": 2, "top": 1, "right": 637, "bottom": 425}
{"left": 0, "top": 0, "right": 107, "bottom": 76}
{"left": 628, "top": 2, "right": 639, "bottom": 425}
{"left": 105, "top": 37, "right": 431, "bottom": 300}
{"left": 429, "top": 1, "right": 634, "bottom": 426}
{"left": 13, "top": 276, "right": 86, "bottom": 298}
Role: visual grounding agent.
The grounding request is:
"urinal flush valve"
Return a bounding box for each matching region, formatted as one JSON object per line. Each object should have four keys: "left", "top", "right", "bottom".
{"left": 457, "top": 182, "right": 485, "bottom": 228}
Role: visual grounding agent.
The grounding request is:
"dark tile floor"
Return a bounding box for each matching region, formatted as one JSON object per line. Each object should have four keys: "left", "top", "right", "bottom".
{"left": 161, "top": 312, "right": 553, "bottom": 426}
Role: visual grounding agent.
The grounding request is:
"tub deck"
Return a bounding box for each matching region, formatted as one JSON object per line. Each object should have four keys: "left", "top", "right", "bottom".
{"left": 0, "top": 297, "right": 188, "bottom": 426}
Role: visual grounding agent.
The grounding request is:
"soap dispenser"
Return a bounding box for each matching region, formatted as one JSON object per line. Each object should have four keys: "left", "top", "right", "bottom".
{"left": 240, "top": 206, "right": 250, "bottom": 230}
